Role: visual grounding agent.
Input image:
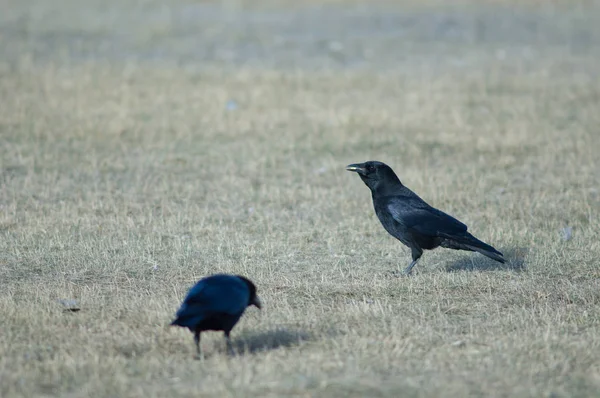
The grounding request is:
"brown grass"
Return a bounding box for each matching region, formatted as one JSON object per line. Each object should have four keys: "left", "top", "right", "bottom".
{"left": 1, "top": 0, "right": 600, "bottom": 397}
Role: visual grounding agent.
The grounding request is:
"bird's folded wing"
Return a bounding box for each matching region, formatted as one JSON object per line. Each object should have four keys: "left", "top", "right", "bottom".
{"left": 181, "top": 278, "right": 249, "bottom": 316}
{"left": 387, "top": 198, "right": 467, "bottom": 236}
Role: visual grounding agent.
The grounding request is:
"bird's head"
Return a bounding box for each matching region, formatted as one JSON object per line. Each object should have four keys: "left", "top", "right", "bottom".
{"left": 236, "top": 275, "right": 262, "bottom": 310}
{"left": 346, "top": 161, "right": 402, "bottom": 192}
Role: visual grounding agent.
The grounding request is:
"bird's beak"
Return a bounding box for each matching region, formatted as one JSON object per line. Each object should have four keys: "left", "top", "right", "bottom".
{"left": 252, "top": 296, "right": 262, "bottom": 309}
{"left": 346, "top": 163, "right": 366, "bottom": 175}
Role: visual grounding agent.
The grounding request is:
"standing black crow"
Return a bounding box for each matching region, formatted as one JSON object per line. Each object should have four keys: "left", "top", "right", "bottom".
{"left": 346, "top": 161, "right": 505, "bottom": 275}
{"left": 171, "top": 274, "right": 262, "bottom": 357}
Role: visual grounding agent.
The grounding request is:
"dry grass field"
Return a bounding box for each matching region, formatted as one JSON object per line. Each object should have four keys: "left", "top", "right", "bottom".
{"left": 1, "top": 0, "right": 600, "bottom": 396}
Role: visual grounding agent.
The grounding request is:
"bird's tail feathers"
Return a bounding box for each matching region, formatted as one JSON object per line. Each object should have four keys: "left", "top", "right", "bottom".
{"left": 443, "top": 232, "right": 505, "bottom": 264}
{"left": 464, "top": 244, "right": 506, "bottom": 264}
{"left": 170, "top": 313, "right": 203, "bottom": 328}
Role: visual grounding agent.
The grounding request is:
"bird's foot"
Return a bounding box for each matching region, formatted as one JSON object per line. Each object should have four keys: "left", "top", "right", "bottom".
{"left": 225, "top": 337, "right": 236, "bottom": 356}
{"left": 386, "top": 269, "right": 409, "bottom": 278}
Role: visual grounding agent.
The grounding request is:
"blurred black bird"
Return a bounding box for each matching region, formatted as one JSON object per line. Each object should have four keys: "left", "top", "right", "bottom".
{"left": 171, "top": 274, "right": 262, "bottom": 357}
{"left": 346, "top": 161, "right": 505, "bottom": 275}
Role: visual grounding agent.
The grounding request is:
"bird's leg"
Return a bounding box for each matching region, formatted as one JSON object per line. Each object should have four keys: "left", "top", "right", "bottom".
{"left": 224, "top": 332, "right": 234, "bottom": 356}
{"left": 404, "top": 259, "right": 419, "bottom": 275}
{"left": 404, "top": 251, "right": 422, "bottom": 275}
{"left": 194, "top": 331, "right": 203, "bottom": 360}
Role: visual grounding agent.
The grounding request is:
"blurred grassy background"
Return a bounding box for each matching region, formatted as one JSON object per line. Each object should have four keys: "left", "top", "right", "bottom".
{"left": 1, "top": 0, "right": 600, "bottom": 397}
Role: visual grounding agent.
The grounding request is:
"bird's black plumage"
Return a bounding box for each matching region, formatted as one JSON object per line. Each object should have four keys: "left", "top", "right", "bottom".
{"left": 346, "top": 161, "right": 505, "bottom": 274}
{"left": 171, "top": 274, "right": 261, "bottom": 357}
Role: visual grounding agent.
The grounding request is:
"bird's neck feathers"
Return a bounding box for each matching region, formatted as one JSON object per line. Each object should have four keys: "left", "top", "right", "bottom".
{"left": 372, "top": 181, "right": 405, "bottom": 196}
{"left": 235, "top": 275, "right": 257, "bottom": 306}
{"left": 364, "top": 171, "right": 404, "bottom": 196}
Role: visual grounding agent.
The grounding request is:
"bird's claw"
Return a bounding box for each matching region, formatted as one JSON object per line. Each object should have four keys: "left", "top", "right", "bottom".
{"left": 387, "top": 270, "right": 408, "bottom": 278}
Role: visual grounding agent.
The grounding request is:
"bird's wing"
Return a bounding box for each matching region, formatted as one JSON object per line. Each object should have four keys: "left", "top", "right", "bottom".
{"left": 386, "top": 197, "right": 467, "bottom": 236}
{"left": 177, "top": 275, "right": 249, "bottom": 318}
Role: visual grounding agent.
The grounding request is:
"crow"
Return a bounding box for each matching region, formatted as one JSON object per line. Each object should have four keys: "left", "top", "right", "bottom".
{"left": 171, "top": 274, "right": 261, "bottom": 357}
{"left": 346, "top": 161, "right": 505, "bottom": 275}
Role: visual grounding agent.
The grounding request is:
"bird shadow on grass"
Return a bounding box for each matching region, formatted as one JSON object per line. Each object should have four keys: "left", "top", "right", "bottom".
{"left": 445, "top": 247, "right": 528, "bottom": 272}
{"left": 231, "top": 327, "right": 313, "bottom": 355}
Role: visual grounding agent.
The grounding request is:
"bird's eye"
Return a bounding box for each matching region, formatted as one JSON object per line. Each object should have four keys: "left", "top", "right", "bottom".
{"left": 366, "top": 164, "right": 375, "bottom": 172}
